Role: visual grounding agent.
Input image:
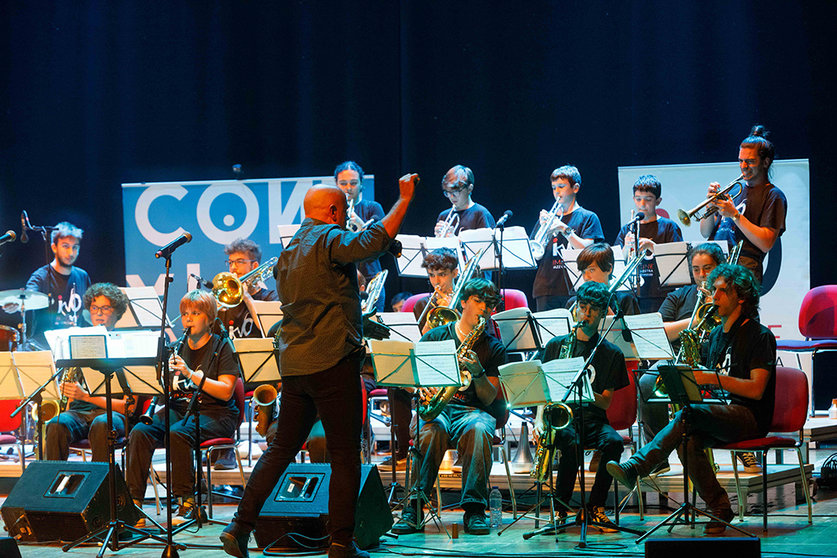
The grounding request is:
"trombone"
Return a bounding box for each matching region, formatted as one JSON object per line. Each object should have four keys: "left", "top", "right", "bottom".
{"left": 212, "top": 257, "right": 279, "bottom": 309}
{"left": 436, "top": 206, "right": 460, "bottom": 237}
{"left": 676, "top": 174, "right": 744, "bottom": 226}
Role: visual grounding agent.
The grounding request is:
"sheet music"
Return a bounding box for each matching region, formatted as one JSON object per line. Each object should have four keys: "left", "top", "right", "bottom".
{"left": 414, "top": 340, "right": 459, "bottom": 386}
{"left": 459, "top": 228, "right": 496, "bottom": 269}
{"left": 277, "top": 224, "right": 301, "bottom": 249}
{"left": 375, "top": 312, "right": 422, "bottom": 343}
{"left": 0, "top": 351, "right": 60, "bottom": 399}
{"left": 532, "top": 308, "right": 572, "bottom": 344}
{"left": 424, "top": 236, "right": 466, "bottom": 272}
{"left": 252, "top": 300, "right": 283, "bottom": 336}
{"left": 233, "top": 337, "right": 281, "bottom": 384}
{"left": 45, "top": 326, "right": 109, "bottom": 361}
{"left": 599, "top": 315, "right": 639, "bottom": 360}
{"left": 541, "top": 357, "right": 595, "bottom": 403}
{"left": 498, "top": 360, "right": 548, "bottom": 407}
{"left": 492, "top": 307, "right": 540, "bottom": 352}
{"left": 622, "top": 312, "right": 674, "bottom": 360}
{"left": 369, "top": 339, "right": 458, "bottom": 387}
{"left": 115, "top": 287, "right": 170, "bottom": 329}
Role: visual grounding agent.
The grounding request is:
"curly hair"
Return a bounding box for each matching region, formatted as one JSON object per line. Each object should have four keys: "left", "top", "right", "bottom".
{"left": 707, "top": 263, "right": 761, "bottom": 318}
{"left": 83, "top": 282, "right": 129, "bottom": 320}
{"left": 422, "top": 248, "right": 458, "bottom": 272}
{"left": 575, "top": 280, "right": 610, "bottom": 313}
{"left": 51, "top": 221, "right": 83, "bottom": 244}
{"left": 224, "top": 238, "right": 262, "bottom": 262}
{"left": 458, "top": 278, "right": 501, "bottom": 311}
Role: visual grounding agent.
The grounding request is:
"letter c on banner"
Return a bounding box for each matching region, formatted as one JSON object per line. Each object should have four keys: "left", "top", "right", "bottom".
{"left": 196, "top": 183, "right": 259, "bottom": 244}
{"left": 135, "top": 185, "right": 188, "bottom": 246}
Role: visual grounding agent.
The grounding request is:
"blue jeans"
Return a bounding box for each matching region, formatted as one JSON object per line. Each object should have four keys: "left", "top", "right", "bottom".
{"left": 628, "top": 404, "right": 760, "bottom": 512}
{"left": 45, "top": 408, "right": 126, "bottom": 462}
{"left": 410, "top": 404, "right": 496, "bottom": 510}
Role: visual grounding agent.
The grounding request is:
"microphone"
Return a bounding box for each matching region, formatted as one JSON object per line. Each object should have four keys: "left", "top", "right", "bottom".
{"left": 155, "top": 232, "right": 192, "bottom": 259}
{"left": 495, "top": 210, "right": 513, "bottom": 228}
{"left": 0, "top": 230, "right": 16, "bottom": 246}
{"left": 190, "top": 273, "right": 213, "bottom": 289}
{"left": 20, "top": 211, "right": 29, "bottom": 244}
{"left": 633, "top": 212, "right": 645, "bottom": 223}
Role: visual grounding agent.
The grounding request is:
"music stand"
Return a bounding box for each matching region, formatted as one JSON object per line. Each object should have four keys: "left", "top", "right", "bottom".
{"left": 531, "top": 309, "right": 573, "bottom": 344}
{"left": 115, "top": 287, "right": 173, "bottom": 330}
{"left": 369, "top": 338, "right": 459, "bottom": 535}
{"left": 233, "top": 337, "right": 282, "bottom": 465}
{"left": 373, "top": 313, "right": 422, "bottom": 343}
{"left": 636, "top": 363, "right": 755, "bottom": 543}
{"left": 492, "top": 307, "right": 542, "bottom": 354}
{"left": 276, "top": 224, "right": 301, "bottom": 249}
{"left": 394, "top": 235, "right": 464, "bottom": 278}
{"left": 250, "top": 301, "right": 282, "bottom": 337}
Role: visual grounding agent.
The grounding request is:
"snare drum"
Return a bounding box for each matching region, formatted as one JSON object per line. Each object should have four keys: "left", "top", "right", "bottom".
{"left": 0, "top": 325, "right": 18, "bottom": 351}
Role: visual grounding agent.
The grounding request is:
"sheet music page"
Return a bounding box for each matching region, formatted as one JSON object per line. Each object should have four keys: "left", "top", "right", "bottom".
{"left": 541, "top": 357, "right": 594, "bottom": 402}
{"left": 107, "top": 330, "right": 159, "bottom": 359}
{"left": 118, "top": 287, "right": 165, "bottom": 328}
{"left": 413, "top": 339, "right": 459, "bottom": 386}
{"left": 622, "top": 312, "right": 674, "bottom": 359}
{"left": 424, "top": 236, "right": 466, "bottom": 271}
{"left": 8, "top": 351, "right": 60, "bottom": 399}
{"left": 45, "top": 326, "right": 108, "bottom": 360}
{"left": 532, "top": 308, "right": 572, "bottom": 344}
{"left": 498, "top": 360, "right": 548, "bottom": 407}
{"left": 277, "top": 224, "right": 301, "bottom": 249}
{"left": 376, "top": 312, "right": 422, "bottom": 343}
{"left": 369, "top": 339, "right": 416, "bottom": 386}
{"left": 492, "top": 307, "right": 538, "bottom": 352}
{"left": 599, "top": 315, "right": 638, "bottom": 359}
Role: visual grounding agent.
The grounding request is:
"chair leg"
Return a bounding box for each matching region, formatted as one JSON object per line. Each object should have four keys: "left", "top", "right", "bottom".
{"left": 499, "top": 446, "right": 516, "bottom": 519}
{"left": 206, "top": 450, "right": 214, "bottom": 518}
{"left": 795, "top": 446, "right": 813, "bottom": 524}
{"left": 731, "top": 451, "right": 745, "bottom": 521}
{"left": 613, "top": 480, "right": 620, "bottom": 525}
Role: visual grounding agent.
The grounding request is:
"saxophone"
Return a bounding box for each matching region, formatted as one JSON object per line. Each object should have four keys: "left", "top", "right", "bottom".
{"left": 530, "top": 324, "right": 578, "bottom": 483}
{"left": 59, "top": 367, "right": 83, "bottom": 412}
{"left": 418, "top": 316, "right": 485, "bottom": 421}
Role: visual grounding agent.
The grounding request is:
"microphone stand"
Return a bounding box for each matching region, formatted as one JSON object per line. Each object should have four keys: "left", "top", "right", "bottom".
{"left": 174, "top": 374, "right": 211, "bottom": 532}
{"left": 492, "top": 221, "right": 506, "bottom": 311}
{"left": 632, "top": 217, "right": 641, "bottom": 300}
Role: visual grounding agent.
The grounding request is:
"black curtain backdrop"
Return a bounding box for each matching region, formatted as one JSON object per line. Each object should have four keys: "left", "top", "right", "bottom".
{"left": 1, "top": 2, "right": 835, "bottom": 314}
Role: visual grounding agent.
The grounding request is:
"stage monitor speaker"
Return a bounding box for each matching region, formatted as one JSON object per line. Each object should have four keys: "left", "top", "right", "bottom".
{"left": 645, "top": 537, "right": 760, "bottom": 558}
{"left": 254, "top": 463, "right": 393, "bottom": 550}
{"left": 0, "top": 537, "right": 21, "bottom": 558}
{"left": 0, "top": 461, "right": 139, "bottom": 542}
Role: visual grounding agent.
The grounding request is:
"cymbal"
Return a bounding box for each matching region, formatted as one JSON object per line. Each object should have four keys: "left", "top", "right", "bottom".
{"left": 0, "top": 289, "right": 50, "bottom": 310}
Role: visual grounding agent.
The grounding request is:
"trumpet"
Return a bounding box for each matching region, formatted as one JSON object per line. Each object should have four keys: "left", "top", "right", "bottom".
{"left": 212, "top": 256, "right": 278, "bottom": 309}
{"left": 436, "top": 206, "right": 460, "bottom": 237}
{"left": 530, "top": 200, "right": 564, "bottom": 260}
{"left": 677, "top": 175, "right": 744, "bottom": 226}
{"left": 361, "top": 269, "right": 388, "bottom": 315}
{"left": 425, "top": 245, "right": 488, "bottom": 329}
{"left": 347, "top": 199, "right": 375, "bottom": 233}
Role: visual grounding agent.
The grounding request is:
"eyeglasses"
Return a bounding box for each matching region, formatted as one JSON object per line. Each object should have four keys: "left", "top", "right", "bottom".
{"left": 226, "top": 259, "right": 255, "bottom": 266}
{"left": 89, "top": 305, "right": 114, "bottom": 314}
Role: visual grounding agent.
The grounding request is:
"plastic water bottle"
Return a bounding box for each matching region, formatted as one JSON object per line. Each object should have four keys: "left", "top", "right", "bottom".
{"left": 829, "top": 399, "right": 837, "bottom": 419}
{"left": 489, "top": 486, "right": 502, "bottom": 528}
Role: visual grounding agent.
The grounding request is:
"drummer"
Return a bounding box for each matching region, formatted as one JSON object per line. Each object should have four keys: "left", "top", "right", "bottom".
{"left": 2, "top": 222, "right": 91, "bottom": 346}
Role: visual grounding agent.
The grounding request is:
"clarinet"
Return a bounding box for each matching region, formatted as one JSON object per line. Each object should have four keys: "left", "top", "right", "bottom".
{"left": 140, "top": 327, "right": 190, "bottom": 425}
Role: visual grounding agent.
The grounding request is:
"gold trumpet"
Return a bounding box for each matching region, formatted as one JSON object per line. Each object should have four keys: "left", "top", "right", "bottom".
{"left": 212, "top": 256, "right": 279, "bottom": 308}
{"left": 677, "top": 175, "right": 744, "bottom": 226}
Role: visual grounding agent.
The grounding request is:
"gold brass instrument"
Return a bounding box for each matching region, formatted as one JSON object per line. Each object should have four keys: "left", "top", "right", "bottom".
{"left": 436, "top": 206, "right": 460, "bottom": 237}
{"left": 531, "top": 322, "right": 578, "bottom": 482}
{"left": 58, "top": 367, "right": 82, "bottom": 412}
{"left": 32, "top": 399, "right": 60, "bottom": 424}
{"left": 361, "top": 270, "right": 388, "bottom": 315}
{"left": 426, "top": 245, "right": 488, "bottom": 329}
{"left": 418, "top": 316, "right": 485, "bottom": 421}
{"left": 253, "top": 383, "right": 278, "bottom": 437}
{"left": 416, "top": 285, "right": 449, "bottom": 328}
{"left": 727, "top": 239, "right": 743, "bottom": 265}
{"left": 212, "top": 256, "right": 279, "bottom": 309}
{"left": 530, "top": 200, "right": 564, "bottom": 260}
{"left": 676, "top": 175, "right": 745, "bottom": 226}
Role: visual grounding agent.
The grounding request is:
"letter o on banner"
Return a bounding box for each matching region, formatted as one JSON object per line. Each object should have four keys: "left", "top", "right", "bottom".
{"left": 197, "top": 184, "right": 260, "bottom": 244}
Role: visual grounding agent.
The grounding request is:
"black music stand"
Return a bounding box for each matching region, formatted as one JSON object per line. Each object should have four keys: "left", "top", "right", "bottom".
{"left": 636, "top": 363, "right": 756, "bottom": 543}
{"left": 58, "top": 356, "right": 171, "bottom": 557}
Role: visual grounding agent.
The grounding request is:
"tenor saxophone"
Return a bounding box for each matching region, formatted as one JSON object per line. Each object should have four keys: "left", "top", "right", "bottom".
{"left": 417, "top": 316, "right": 485, "bottom": 421}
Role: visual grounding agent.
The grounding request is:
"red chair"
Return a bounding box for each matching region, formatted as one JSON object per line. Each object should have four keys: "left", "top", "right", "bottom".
{"left": 401, "top": 293, "right": 428, "bottom": 314}
{"left": 496, "top": 289, "right": 528, "bottom": 311}
{"left": 603, "top": 365, "right": 638, "bottom": 524}
{"left": 0, "top": 400, "right": 26, "bottom": 474}
{"left": 718, "top": 366, "right": 813, "bottom": 531}
{"left": 776, "top": 286, "right": 837, "bottom": 414}
{"left": 202, "top": 377, "right": 247, "bottom": 517}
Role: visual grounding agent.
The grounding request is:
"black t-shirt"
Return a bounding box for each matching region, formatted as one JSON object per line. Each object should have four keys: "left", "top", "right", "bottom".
{"left": 354, "top": 199, "right": 386, "bottom": 279}
{"left": 532, "top": 207, "right": 605, "bottom": 299}
{"left": 25, "top": 264, "right": 92, "bottom": 339}
{"left": 420, "top": 322, "right": 507, "bottom": 418}
{"left": 539, "top": 332, "right": 629, "bottom": 421}
{"left": 615, "top": 217, "right": 683, "bottom": 300}
{"left": 66, "top": 367, "right": 130, "bottom": 415}
{"left": 172, "top": 334, "right": 240, "bottom": 421}
{"left": 709, "top": 182, "right": 787, "bottom": 269}
{"left": 702, "top": 316, "right": 776, "bottom": 435}
{"left": 218, "top": 287, "right": 279, "bottom": 338}
{"left": 437, "top": 203, "right": 495, "bottom": 235}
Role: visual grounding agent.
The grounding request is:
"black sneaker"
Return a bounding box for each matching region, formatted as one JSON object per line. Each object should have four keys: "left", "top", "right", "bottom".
{"left": 703, "top": 507, "right": 735, "bottom": 535}
{"left": 391, "top": 503, "right": 424, "bottom": 534}
{"left": 606, "top": 460, "right": 638, "bottom": 490}
{"left": 328, "top": 541, "right": 370, "bottom": 558}
{"left": 588, "top": 506, "right": 618, "bottom": 533}
{"left": 736, "top": 451, "right": 762, "bottom": 473}
{"left": 463, "top": 511, "right": 490, "bottom": 535}
{"left": 213, "top": 448, "right": 238, "bottom": 471}
{"left": 220, "top": 522, "right": 250, "bottom": 558}
{"left": 171, "top": 497, "right": 198, "bottom": 527}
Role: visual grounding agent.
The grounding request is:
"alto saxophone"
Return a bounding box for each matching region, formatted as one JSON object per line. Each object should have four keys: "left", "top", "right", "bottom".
{"left": 531, "top": 323, "right": 578, "bottom": 483}
{"left": 59, "top": 367, "right": 83, "bottom": 412}
{"left": 418, "top": 316, "right": 485, "bottom": 421}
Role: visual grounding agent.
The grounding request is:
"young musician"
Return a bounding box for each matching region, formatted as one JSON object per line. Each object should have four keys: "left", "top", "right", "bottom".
{"left": 532, "top": 165, "right": 604, "bottom": 311}
{"left": 7, "top": 222, "right": 91, "bottom": 344}
{"left": 534, "top": 280, "right": 629, "bottom": 531}
{"left": 218, "top": 238, "right": 278, "bottom": 339}
{"left": 608, "top": 264, "right": 776, "bottom": 534}
{"left": 614, "top": 174, "right": 683, "bottom": 313}
{"left": 570, "top": 243, "right": 639, "bottom": 317}
{"left": 126, "top": 290, "right": 240, "bottom": 526}
{"left": 434, "top": 165, "right": 495, "bottom": 237}
{"left": 336, "top": 161, "right": 387, "bottom": 312}
{"left": 700, "top": 125, "right": 787, "bottom": 283}
{"left": 45, "top": 283, "right": 135, "bottom": 462}
{"left": 221, "top": 176, "right": 416, "bottom": 558}
{"left": 413, "top": 247, "right": 459, "bottom": 334}
{"left": 392, "top": 278, "right": 506, "bottom": 536}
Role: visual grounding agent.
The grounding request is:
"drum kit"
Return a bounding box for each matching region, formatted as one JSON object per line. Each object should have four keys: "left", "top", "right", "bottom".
{"left": 0, "top": 288, "right": 49, "bottom": 350}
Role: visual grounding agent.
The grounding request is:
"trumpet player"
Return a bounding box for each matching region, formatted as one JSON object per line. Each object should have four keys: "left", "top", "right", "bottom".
{"left": 699, "top": 125, "right": 787, "bottom": 283}
{"left": 336, "top": 161, "right": 387, "bottom": 312}
{"left": 534, "top": 281, "right": 629, "bottom": 531}
{"left": 413, "top": 247, "right": 459, "bottom": 333}
{"left": 609, "top": 264, "right": 776, "bottom": 535}
{"left": 434, "top": 165, "right": 495, "bottom": 238}
{"left": 392, "top": 278, "right": 506, "bottom": 536}
{"left": 614, "top": 174, "right": 683, "bottom": 312}
{"left": 218, "top": 238, "right": 278, "bottom": 339}
{"left": 44, "top": 283, "right": 136, "bottom": 462}
{"left": 532, "top": 165, "right": 604, "bottom": 312}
